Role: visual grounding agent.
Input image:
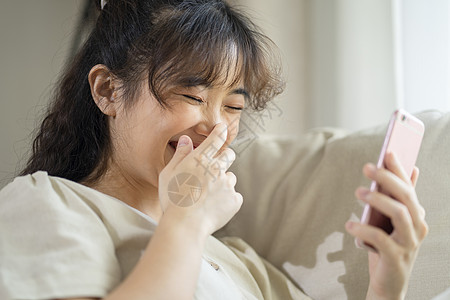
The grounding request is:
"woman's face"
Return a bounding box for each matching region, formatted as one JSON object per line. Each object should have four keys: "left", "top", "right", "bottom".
{"left": 108, "top": 81, "right": 246, "bottom": 188}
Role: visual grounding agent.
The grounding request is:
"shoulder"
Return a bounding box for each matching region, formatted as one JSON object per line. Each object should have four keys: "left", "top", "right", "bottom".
{"left": 0, "top": 171, "right": 88, "bottom": 216}
{"left": 0, "top": 171, "right": 110, "bottom": 235}
{"left": 0, "top": 170, "right": 71, "bottom": 200}
{"left": 0, "top": 171, "right": 60, "bottom": 213}
{"left": 1, "top": 171, "right": 54, "bottom": 197}
{"left": 0, "top": 172, "right": 122, "bottom": 299}
{"left": 0, "top": 171, "right": 116, "bottom": 241}
{"left": 0, "top": 171, "right": 158, "bottom": 233}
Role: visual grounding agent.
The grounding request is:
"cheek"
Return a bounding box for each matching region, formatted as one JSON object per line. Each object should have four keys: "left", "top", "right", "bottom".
{"left": 167, "top": 102, "right": 202, "bottom": 125}
{"left": 160, "top": 105, "right": 201, "bottom": 136}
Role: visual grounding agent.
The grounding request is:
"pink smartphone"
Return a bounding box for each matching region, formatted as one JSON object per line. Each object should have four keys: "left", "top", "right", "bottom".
{"left": 356, "top": 109, "right": 425, "bottom": 251}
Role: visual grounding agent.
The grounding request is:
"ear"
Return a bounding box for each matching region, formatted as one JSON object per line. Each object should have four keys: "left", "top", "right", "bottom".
{"left": 88, "top": 64, "right": 119, "bottom": 116}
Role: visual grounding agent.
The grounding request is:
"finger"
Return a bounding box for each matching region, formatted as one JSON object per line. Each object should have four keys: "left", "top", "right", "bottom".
{"left": 195, "top": 123, "right": 228, "bottom": 159}
{"left": 233, "top": 192, "right": 244, "bottom": 210}
{"left": 346, "top": 221, "right": 400, "bottom": 258}
{"left": 409, "top": 167, "right": 426, "bottom": 219}
{"left": 411, "top": 167, "right": 420, "bottom": 187}
{"left": 223, "top": 191, "right": 244, "bottom": 218}
{"left": 167, "top": 135, "right": 193, "bottom": 167}
{"left": 364, "top": 163, "right": 408, "bottom": 200}
{"left": 215, "top": 148, "right": 236, "bottom": 172}
{"left": 384, "top": 152, "right": 411, "bottom": 184}
{"left": 363, "top": 164, "right": 422, "bottom": 224}
{"left": 417, "top": 218, "right": 429, "bottom": 241}
{"left": 363, "top": 164, "right": 427, "bottom": 236}
{"left": 217, "top": 116, "right": 240, "bottom": 155}
{"left": 226, "top": 172, "right": 237, "bottom": 188}
{"left": 356, "top": 187, "right": 415, "bottom": 246}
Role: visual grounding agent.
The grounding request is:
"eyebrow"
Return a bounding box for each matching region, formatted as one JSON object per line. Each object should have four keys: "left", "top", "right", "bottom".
{"left": 230, "top": 88, "right": 250, "bottom": 100}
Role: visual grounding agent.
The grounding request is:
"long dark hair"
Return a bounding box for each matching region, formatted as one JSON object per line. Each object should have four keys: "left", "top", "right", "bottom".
{"left": 21, "top": 0, "right": 284, "bottom": 183}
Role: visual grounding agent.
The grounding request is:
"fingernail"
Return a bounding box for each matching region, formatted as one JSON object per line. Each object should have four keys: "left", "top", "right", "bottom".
{"left": 345, "top": 221, "right": 354, "bottom": 230}
{"left": 178, "top": 136, "right": 189, "bottom": 147}
{"left": 357, "top": 187, "right": 370, "bottom": 199}
{"left": 366, "top": 164, "right": 376, "bottom": 175}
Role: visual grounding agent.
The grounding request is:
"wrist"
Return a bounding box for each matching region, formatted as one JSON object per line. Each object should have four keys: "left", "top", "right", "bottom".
{"left": 366, "top": 286, "right": 405, "bottom": 300}
{"left": 159, "top": 206, "right": 211, "bottom": 241}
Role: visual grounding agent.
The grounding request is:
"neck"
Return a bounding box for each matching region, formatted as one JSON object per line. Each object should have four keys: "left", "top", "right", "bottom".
{"left": 84, "top": 166, "right": 163, "bottom": 222}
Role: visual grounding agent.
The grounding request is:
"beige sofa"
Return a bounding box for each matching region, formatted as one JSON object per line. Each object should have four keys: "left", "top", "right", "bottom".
{"left": 217, "top": 110, "right": 450, "bottom": 300}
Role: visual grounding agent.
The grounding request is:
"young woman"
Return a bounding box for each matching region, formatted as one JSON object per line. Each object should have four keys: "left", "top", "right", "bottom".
{"left": 0, "top": 1, "right": 427, "bottom": 299}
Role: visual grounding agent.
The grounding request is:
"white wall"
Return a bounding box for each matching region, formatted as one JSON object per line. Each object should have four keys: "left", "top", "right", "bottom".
{"left": 399, "top": 0, "right": 450, "bottom": 112}
{"left": 233, "top": 0, "right": 308, "bottom": 135}
{"left": 305, "top": 0, "right": 450, "bottom": 130}
{"left": 306, "top": 0, "right": 397, "bottom": 131}
{"left": 0, "top": 1, "right": 81, "bottom": 187}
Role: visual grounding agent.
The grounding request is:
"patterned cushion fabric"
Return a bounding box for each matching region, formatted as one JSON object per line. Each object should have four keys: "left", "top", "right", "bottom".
{"left": 217, "top": 110, "right": 450, "bottom": 300}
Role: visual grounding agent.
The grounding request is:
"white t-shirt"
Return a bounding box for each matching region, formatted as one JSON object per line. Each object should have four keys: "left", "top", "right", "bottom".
{"left": 0, "top": 171, "right": 310, "bottom": 300}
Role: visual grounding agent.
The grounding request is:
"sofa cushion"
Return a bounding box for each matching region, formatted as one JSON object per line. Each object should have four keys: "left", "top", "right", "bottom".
{"left": 216, "top": 110, "right": 450, "bottom": 300}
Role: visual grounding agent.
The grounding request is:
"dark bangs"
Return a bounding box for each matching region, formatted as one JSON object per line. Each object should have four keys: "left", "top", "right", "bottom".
{"left": 131, "top": 1, "right": 284, "bottom": 111}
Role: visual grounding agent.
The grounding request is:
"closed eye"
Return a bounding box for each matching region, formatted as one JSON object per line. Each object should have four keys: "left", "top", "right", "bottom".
{"left": 183, "top": 94, "right": 203, "bottom": 103}
{"left": 226, "top": 106, "right": 243, "bottom": 111}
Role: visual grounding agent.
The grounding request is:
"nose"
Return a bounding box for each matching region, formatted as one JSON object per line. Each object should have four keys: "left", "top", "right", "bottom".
{"left": 194, "top": 108, "right": 223, "bottom": 137}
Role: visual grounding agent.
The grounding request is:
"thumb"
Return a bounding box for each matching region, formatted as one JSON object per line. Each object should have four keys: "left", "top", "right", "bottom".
{"left": 169, "top": 135, "right": 193, "bottom": 166}
{"left": 411, "top": 166, "right": 420, "bottom": 187}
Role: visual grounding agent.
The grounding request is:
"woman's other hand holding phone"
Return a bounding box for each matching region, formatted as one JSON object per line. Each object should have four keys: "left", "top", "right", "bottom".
{"left": 346, "top": 152, "right": 428, "bottom": 300}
